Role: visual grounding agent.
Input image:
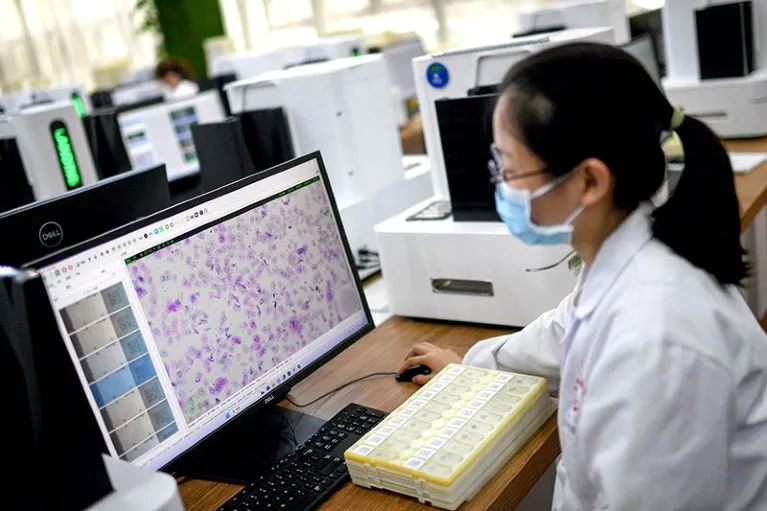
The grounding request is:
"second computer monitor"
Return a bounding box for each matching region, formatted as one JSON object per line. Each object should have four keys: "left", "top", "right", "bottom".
{"left": 0, "top": 164, "right": 171, "bottom": 267}
{"left": 117, "top": 91, "right": 226, "bottom": 183}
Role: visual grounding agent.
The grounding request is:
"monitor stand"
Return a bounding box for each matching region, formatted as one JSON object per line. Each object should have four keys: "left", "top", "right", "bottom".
{"left": 169, "top": 403, "right": 326, "bottom": 485}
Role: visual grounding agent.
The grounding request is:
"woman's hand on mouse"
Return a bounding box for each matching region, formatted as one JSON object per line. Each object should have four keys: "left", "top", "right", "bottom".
{"left": 399, "top": 343, "right": 463, "bottom": 385}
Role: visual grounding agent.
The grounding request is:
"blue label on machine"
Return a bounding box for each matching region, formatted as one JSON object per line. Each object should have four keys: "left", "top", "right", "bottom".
{"left": 426, "top": 62, "right": 449, "bottom": 89}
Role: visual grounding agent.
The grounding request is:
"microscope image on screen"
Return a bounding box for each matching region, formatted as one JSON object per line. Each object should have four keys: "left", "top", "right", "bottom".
{"left": 169, "top": 106, "right": 200, "bottom": 164}
{"left": 126, "top": 178, "right": 363, "bottom": 424}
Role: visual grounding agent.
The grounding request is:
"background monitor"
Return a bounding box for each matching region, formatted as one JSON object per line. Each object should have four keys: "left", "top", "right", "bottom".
{"left": 629, "top": 8, "right": 665, "bottom": 77}
{"left": 0, "top": 135, "right": 35, "bottom": 214}
{"left": 83, "top": 107, "right": 133, "bottom": 179}
{"left": 192, "top": 117, "right": 258, "bottom": 192}
{"left": 0, "top": 164, "right": 170, "bottom": 267}
{"left": 436, "top": 94, "right": 499, "bottom": 222}
{"left": 117, "top": 91, "right": 226, "bottom": 183}
{"left": 27, "top": 152, "right": 373, "bottom": 475}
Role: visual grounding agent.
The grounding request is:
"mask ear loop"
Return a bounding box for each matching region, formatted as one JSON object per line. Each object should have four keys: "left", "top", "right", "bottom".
{"left": 525, "top": 250, "right": 575, "bottom": 272}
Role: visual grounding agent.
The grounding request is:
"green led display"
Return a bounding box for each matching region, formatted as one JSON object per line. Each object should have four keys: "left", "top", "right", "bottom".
{"left": 49, "top": 120, "right": 83, "bottom": 190}
{"left": 71, "top": 92, "right": 86, "bottom": 117}
{"left": 351, "top": 47, "right": 361, "bottom": 57}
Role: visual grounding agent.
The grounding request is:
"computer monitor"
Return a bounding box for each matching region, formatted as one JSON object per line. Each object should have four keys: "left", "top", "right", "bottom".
{"left": 0, "top": 135, "right": 35, "bottom": 214}
{"left": 117, "top": 91, "right": 226, "bottom": 182}
{"left": 436, "top": 93, "right": 499, "bottom": 222}
{"left": 27, "top": 152, "right": 374, "bottom": 479}
{"left": 623, "top": 34, "right": 662, "bottom": 88}
{"left": 629, "top": 8, "right": 665, "bottom": 77}
{"left": 0, "top": 164, "right": 170, "bottom": 268}
{"left": 83, "top": 107, "right": 133, "bottom": 179}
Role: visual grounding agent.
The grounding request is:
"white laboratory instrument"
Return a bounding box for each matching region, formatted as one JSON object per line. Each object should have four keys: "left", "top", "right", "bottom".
{"left": 213, "top": 35, "right": 367, "bottom": 80}
{"left": 111, "top": 81, "right": 165, "bottom": 106}
{"left": 413, "top": 28, "right": 615, "bottom": 201}
{"left": 225, "top": 55, "right": 433, "bottom": 274}
{"left": 380, "top": 37, "right": 426, "bottom": 101}
{"left": 375, "top": 201, "right": 579, "bottom": 327}
{"left": 1, "top": 102, "right": 99, "bottom": 201}
{"left": 518, "top": 0, "right": 629, "bottom": 44}
{"left": 1, "top": 84, "right": 92, "bottom": 116}
{"left": 87, "top": 456, "right": 183, "bottom": 511}
{"left": 376, "top": 29, "right": 614, "bottom": 327}
{"left": 117, "top": 90, "right": 226, "bottom": 182}
{"left": 212, "top": 48, "right": 290, "bottom": 80}
{"left": 662, "top": 0, "right": 767, "bottom": 138}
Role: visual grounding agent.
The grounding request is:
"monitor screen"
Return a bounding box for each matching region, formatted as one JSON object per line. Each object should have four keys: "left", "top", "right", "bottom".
{"left": 117, "top": 91, "right": 225, "bottom": 182}
{"left": 29, "top": 153, "right": 372, "bottom": 471}
{"left": 436, "top": 94, "right": 499, "bottom": 222}
{"left": 169, "top": 105, "right": 199, "bottom": 165}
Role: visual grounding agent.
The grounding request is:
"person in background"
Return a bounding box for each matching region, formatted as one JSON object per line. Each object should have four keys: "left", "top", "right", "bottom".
{"left": 399, "top": 42, "right": 767, "bottom": 509}
{"left": 155, "top": 58, "right": 199, "bottom": 100}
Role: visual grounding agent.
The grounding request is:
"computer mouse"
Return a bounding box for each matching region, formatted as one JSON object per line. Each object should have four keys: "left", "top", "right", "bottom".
{"left": 396, "top": 364, "right": 432, "bottom": 383}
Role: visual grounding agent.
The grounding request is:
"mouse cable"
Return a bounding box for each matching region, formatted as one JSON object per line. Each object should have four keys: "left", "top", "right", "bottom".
{"left": 285, "top": 372, "right": 397, "bottom": 408}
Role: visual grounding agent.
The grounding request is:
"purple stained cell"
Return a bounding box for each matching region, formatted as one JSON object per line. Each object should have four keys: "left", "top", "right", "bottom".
{"left": 167, "top": 299, "right": 182, "bottom": 313}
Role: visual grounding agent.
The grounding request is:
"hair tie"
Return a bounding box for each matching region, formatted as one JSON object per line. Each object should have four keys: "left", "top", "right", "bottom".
{"left": 670, "top": 106, "right": 685, "bottom": 131}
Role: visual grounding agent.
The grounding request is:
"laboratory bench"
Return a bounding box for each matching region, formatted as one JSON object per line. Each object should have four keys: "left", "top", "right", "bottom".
{"left": 178, "top": 317, "right": 555, "bottom": 510}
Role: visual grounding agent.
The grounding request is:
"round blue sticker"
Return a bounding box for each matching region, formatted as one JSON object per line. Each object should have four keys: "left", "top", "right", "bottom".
{"left": 426, "top": 62, "right": 449, "bottom": 89}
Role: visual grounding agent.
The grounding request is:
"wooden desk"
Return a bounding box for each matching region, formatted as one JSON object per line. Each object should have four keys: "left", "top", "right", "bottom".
{"left": 725, "top": 138, "right": 767, "bottom": 232}
{"left": 399, "top": 115, "right": 425, "bottom": 155}
{"left": 179, "top": 317, "right": 560, "bottom": 510}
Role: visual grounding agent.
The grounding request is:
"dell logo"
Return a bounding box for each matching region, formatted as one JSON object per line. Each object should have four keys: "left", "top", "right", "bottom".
{"left": 264, "top": 395, "right": 275, "bottom": 404}
{"left": 39, "top": 221, "right": 63, "bottom": 248}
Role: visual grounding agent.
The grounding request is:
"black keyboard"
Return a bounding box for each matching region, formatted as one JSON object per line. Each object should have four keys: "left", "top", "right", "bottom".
{"left": 219, "top": 403, "right": 387, "bottom": 510}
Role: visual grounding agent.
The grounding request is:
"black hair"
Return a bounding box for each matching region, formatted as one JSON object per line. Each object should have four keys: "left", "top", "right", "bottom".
{"left": 154, "top": 58, "right": 194, "bottom": 81}
{"left": 498, "top": 42, "right": 747, "bottom": 286}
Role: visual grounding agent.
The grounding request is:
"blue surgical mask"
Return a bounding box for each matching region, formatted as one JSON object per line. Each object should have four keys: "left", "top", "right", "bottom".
{"left": 495, "top": 172, "right": 585, "bottom": 246}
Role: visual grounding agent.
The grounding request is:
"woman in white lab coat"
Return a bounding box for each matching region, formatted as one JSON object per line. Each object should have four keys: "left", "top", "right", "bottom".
{"left": 155, "top": 58, "right": 200, "bottom": 100}
{"left": 399, "top": 43, "right": 767, "bottom": 510}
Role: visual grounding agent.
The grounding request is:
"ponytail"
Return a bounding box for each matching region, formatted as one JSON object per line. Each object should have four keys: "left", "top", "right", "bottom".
{"left": 653, "top": 116, "right": 748, "bottom": 286}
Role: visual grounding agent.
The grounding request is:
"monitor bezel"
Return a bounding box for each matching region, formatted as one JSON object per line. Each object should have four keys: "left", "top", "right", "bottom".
{"left": 23, "top": 151, "right": 376, "bottom": 470}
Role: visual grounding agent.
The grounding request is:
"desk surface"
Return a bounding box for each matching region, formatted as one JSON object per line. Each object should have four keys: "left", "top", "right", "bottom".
{"left": 725, "top": 138, "right": 767, "bottom": 232}
{"left": 179, "top": 317, "right": 560, "bottom": 510}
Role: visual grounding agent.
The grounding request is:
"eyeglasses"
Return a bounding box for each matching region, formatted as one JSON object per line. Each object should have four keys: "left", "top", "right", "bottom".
{"left": 488, "top": 144, "right": 548, "bottom": 184}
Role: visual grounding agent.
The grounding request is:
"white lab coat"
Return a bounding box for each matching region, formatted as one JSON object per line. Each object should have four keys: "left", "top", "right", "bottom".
{"left": 464, "top": 204, "right": 767, "bottom": 510}
{"left": 160, "top": 79, "right": 199, "bottom": 100}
